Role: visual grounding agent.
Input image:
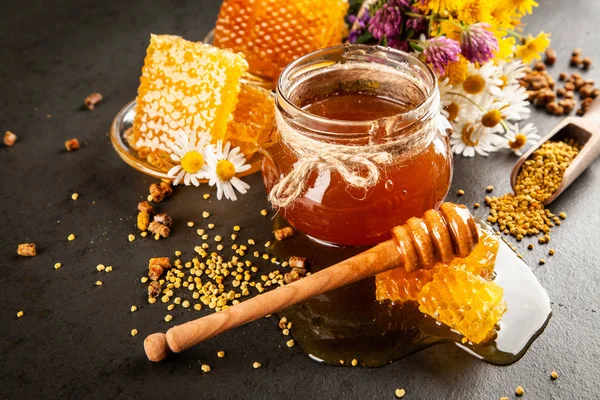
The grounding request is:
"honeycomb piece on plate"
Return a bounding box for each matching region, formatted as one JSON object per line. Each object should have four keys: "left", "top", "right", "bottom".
{"left": 213, "top": 0, "right": 349, "bottom": 81}
{"left": 418, "top": 265, "right": 506, "bottom": 344}
{"left": 375, "top": 230, "right": 499, "bottom": 303}
{"left": 225, "top": 83, "right": 275, "bottom": 158}
{"left": 131, "top": 34, "right": 248, "bottom": 166}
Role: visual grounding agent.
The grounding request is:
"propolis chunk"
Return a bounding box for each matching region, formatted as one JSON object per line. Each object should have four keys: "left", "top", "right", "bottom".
{"left": 131, "top": 34, "right": 248, "bottom": 163}
{"left": 213, "top": 0, "right": 349, "bottom": 81}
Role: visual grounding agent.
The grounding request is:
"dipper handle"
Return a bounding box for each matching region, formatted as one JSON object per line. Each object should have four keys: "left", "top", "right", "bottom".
{"left": 144, "top": 202, "right": 478, "bottom": 361}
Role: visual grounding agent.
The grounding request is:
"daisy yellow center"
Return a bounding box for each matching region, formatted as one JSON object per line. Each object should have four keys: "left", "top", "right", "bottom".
{"left": 461, "top": 123, "right": 479, "bottom": 147}
{"left": 499, "top": 75, "right": 508, "bottom": 89}
{"left": 509, "top": 134, "right": 527, "bottom": 150}
{"left": 180, "top": 151, "right": 204, "bottom": 174}
{"left": 446, "top": 102, "right": 460, "bottom": 122}
{"left": 463, "top": 74, "right": 486, "bottom": 94}
{"left": 481, "top": 109, "right": 502, "bottom": 128}
{"left": 216, "top": 159, "right": 236, "bottom": 181}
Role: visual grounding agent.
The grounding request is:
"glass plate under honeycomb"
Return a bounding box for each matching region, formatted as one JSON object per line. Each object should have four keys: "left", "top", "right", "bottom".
{"left": 110, "top": 100, "right": 267, "bottom": 181}
{"left": 203, "top": 29, "right": 275, "bottom": 91}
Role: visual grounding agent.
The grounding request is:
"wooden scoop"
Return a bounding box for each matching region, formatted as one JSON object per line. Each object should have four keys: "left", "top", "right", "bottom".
{"left": 144, "top": 202, "right": 479, "bottom": 362}
{"left": 510, "top": 97, "right": 600, "bottom": 205}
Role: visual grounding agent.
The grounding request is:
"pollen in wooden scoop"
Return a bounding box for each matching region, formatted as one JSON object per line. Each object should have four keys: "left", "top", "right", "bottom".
{"left": 213, "top": 0, "right": 349, "bottom": 81}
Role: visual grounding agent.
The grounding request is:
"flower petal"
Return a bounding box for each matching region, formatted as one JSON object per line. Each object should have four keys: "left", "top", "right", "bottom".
{"left": 230, "top": 177, "right": 250, "bottom": 194}
{"left": 174, "top": 170, "right": 185, "bottom": 186}
{"left": 167, "top": 165, "right": 182, "bottom": 178}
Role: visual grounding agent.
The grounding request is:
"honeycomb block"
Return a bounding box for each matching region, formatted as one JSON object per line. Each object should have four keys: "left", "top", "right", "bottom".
{"left": 213, "top": 0, "right": 349, "bottom": 81}
{"left": 225, "top": 83, "right": 275, "bottom": 158}
{"left": 375, "top": 230, "right": 499, "bottom": 303}
{"left": 375, "top": 268, "right": 433, "bottom": 303}
{"left": 449, "top": 231, "right": 499, "bottom": 280}
{"left": 132, "top": 34, "right": 248, "bottom": 161}
{"left": 418, "top": 266, "right": 506, "bottom": 344}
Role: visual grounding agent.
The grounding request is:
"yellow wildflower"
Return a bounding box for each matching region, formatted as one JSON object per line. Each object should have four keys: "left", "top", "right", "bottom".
{"left": 507, "top": 0, "right": 539, "bottom": 15}
{"left": 458, "top": 0, "right": 492, "bottom": 24}
{"left": 494, "top": 36, "right": 516, "bottom": 63}
{"left": 424, "top": 0, "right": 464, "bottom": 15}
{"left": 515, "top": 32, "right": 550, "bottom": 64}
{"left": 444, "top": 56, "right": 469, "bottom": 85}
{"left": 489, "top": 4, "right": 519, "bottom": 30}
{"left": 438, "top": 18, "right": 461, "bottom": 41}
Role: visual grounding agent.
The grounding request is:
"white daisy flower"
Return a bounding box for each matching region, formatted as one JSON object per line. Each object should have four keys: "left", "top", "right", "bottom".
{"left": 469, "top": 92, "right": 528, "bottom": 139}
{"left": 501, "top": 122, "right": 541, "bottom": 156}
{"left": 439, "top": 77, "right": 453, "bottom": 101}
{"left": 500, "top": 85, "right": 531, "bottom": 120}
{"left": 460, "top": 61, "right": 503, "bottom": 98}
{"left": 439, "top": 77, "right": 460, "bottom": 122}
{"left": 495, "top": 60, "right": 527, "bottom": 89}
{"left": 167, "top": 131, "right": 210, "bottom": 186}
{"left": 450, "top": 117, "right": 498, "bottom": 157}
{"left": 203, "top": 140, "right": 251, "bottom": 201}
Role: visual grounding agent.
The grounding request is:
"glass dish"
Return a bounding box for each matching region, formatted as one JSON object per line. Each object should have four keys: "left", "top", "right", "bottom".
{"left": 110, "top": 100, "right": 264, "bottom": 180}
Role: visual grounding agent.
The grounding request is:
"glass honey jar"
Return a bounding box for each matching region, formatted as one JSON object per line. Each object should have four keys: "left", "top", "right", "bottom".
{"left": 261, "top": 45, "right": 453, "bottom": 246}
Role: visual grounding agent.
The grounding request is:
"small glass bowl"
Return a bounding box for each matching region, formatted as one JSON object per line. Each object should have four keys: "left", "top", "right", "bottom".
{"left": 203, "top": 29, "right": 274, "bottom": 91}
{"left": 110, "top": 100, "right": 264, "bottom": 180}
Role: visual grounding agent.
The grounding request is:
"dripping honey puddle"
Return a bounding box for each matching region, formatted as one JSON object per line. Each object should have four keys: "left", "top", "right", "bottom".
{"left": 270, "top": 218, "right": 552, "bottom": 367}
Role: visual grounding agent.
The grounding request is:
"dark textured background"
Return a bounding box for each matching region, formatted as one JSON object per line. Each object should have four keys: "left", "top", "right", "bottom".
{"left": 1, "top": 0, "right": 599, "bottom": 399}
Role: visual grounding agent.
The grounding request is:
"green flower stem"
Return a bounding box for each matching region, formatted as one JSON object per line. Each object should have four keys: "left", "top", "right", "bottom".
{"left": 446, "top": 92, "right": 510, "bottom": 133}
{"left": 428, "top": 13, "right": 433, "bottom": 36}
{"left": 505, "top": 29, "right": 524, "bottom": 39}
{"left": 447, "top": 91, "right": 485, "bottom": 112}
{"left": 404, "top": 12, "right": 449, "bottom": 23}
{"left": 404, "top": 12, "right": 430, "bottom": 19}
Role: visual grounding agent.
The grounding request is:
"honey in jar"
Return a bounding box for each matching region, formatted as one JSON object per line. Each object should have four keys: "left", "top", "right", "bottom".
{"left": 261, "top": 45, "right": 453, "bottom": 246}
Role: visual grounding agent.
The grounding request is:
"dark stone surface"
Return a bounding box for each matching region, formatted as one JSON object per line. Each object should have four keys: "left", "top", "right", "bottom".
{"left": 1, "top": 0, "right": 598, "bottom": 399}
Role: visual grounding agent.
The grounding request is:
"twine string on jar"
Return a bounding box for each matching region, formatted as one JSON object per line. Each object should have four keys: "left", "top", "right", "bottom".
{"left": 268, "top": 96, "right": 443, "bottom": 208}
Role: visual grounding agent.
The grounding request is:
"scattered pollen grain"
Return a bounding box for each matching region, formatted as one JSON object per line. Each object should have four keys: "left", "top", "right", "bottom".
{"left": 515, "top": 386, "right": 524, "bottom": 396}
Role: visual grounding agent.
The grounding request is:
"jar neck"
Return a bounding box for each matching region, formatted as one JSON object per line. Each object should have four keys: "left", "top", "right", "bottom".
{"left": 276, "top": 44, "right": 440, "bottom": 145}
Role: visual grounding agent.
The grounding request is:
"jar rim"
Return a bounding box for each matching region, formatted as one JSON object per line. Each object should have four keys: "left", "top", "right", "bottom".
{"left": 276, "top": 44, "right": 439, "bottom": 139}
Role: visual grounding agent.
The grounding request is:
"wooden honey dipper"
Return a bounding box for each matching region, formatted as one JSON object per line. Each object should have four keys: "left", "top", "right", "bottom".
{"left": 144, "top": 202, "right": 479, "bottom": 362}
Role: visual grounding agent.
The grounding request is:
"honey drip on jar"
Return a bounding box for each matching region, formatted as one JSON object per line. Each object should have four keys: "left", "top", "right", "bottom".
{"left": 270, "top": 218, "right": 551, "bottom": 367}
